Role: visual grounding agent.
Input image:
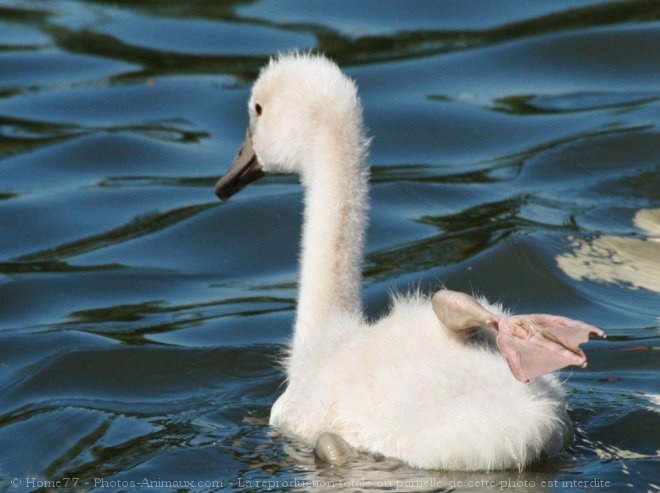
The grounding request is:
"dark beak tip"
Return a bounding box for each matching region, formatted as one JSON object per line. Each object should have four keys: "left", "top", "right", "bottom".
{"left": 214, "top": 128, "right": 263, "bottom": 202}
{"left": 214, "top": 164, "right": 264, "bottom": 202}
{"left": 213, "top": 179, "right": 229, "bottom": 201}
{"left": 215, "top": 191, "right": 230, "bottom": 202}
{"left": 214, "top": 181, "right": 236, "bottom": 201}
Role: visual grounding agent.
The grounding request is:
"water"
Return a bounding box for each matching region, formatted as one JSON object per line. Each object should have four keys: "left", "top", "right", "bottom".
{"left": 1, "top": 1, "right": 659, "bottom": 492}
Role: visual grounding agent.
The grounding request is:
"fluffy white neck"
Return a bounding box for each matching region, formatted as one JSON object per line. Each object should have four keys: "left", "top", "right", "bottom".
{"left": 294, "top": 124, "right": 368, "bottom": 349}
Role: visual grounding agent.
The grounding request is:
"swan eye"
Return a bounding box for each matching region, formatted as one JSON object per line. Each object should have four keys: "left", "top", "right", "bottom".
{"left": 255, "top": 103, "right": 262, "bottom": 116}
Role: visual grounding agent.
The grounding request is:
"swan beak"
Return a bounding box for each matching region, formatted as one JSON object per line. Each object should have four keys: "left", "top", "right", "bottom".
{"left": 214, "top": 129, "right": 265, "bottom": 201}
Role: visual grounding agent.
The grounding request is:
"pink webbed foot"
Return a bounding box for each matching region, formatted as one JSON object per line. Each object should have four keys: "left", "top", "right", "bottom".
{"left": 431, "top": 290, "right": 606, "bottom": 384}
{"left": 495, "top": 314, "right": 606, "bottom": 383}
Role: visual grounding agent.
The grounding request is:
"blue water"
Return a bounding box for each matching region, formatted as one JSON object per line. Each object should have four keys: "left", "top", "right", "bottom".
{"left": 0, "top": 1, "right": 658, "bottom": 492}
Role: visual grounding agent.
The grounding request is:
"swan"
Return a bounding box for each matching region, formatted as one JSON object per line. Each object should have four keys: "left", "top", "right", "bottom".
{"left": 214, "top": 53, "right": 605, "bottom": 471}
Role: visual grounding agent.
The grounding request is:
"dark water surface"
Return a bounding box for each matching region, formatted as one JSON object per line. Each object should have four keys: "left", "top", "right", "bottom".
{"left": 1, "top": 1, "right": 659, "bottom": 492}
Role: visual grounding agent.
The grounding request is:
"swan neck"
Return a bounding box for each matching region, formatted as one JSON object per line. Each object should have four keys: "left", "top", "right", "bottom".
{"left": 294, "top": 130, "right": 368, "bottom": 346}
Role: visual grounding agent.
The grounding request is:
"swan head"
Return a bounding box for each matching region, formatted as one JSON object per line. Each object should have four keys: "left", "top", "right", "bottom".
{"left": 215, "top": 52, "right": 364, "bottom": 200}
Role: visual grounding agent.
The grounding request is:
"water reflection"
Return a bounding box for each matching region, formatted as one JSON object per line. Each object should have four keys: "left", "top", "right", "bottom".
{"left": 557, "top": 208, "right": 660, "bottom": 294}
{"left": 15, "top": 203, "right": 215, "bottom": 267}
{"left": 493, "top": 91, "right": 660, "bottom": 115}
{"left": 259, "top": 435, "right": 563, "bottom": 493}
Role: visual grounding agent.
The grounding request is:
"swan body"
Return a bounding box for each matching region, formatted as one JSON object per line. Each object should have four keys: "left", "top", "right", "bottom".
{"left": 214, "top": 53, "right": 603, "bottom": 471}
{"left": 272, "top": 296, "right": 568, "bottom": 470}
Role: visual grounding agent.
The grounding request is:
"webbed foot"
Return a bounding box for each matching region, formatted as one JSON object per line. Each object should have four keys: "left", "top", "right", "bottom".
{"left": 432, "top": 290, "right": 495, "bottom": 333}
{"left": 314, "top": 432, "right": 356, "bottom": 466}
{"left": 495, "top": 314, "right": 605, "bottom": 383}
{"left": 432, "top": 290, "right": 606, "bottom": 383}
